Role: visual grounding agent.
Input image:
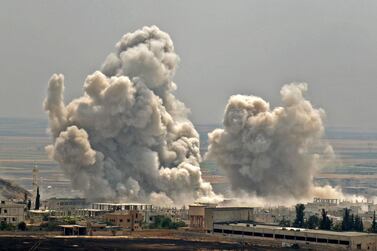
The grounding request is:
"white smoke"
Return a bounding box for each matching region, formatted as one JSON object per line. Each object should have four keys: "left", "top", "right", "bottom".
{"left": 207, "top": 83, "right": 340, "bottom": 201}
{"left": 44, "top": 26, "right": 220, "bottom": 205}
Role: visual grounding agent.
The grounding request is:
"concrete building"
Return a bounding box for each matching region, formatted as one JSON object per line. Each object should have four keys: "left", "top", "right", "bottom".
{"left": 103, "top": 210, "right": 143, "bottom": 231}
{"left": 204, "top": 207, "right": 254, "bottom": 231}
{"left": 212, "top": 223, "right": 377, "bottom": 251}
{"left": 0, "top": 200, "right": 26, "bottom": 224}
{"left": 189, "top": 204, "right": 206, "bottom": 229}
{"left": 188, "top": 204, "right": 254, "bottom": 230}
{"left": 47, "top": 198, "right": 87, "bottom": 216}
{"left": 91, "top": 203, "right": 152, "bottom": 211}
{"left": 92, "top": 203, "right": 152, "bottom": 225}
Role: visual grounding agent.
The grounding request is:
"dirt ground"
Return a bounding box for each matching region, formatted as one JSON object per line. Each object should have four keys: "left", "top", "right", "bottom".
{"left": 0, "top": 230, "right": 285, "bottom": 251}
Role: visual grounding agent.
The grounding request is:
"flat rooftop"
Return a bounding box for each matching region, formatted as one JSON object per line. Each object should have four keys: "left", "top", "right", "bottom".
{"left": 224, "top": 223, "right": 373, "bottom": 237}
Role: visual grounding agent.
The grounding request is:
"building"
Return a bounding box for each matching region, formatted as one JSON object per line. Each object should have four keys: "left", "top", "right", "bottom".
{"left": 47, "top": 198, "right": 87, "bottom": 216}
{"left": 212, "top": 223, "right": 377, "bottom": 251}
{"left": 60, "top": 225, "right": 87, "bottom": 236}
{"left": 103, "top": 210, "right": 143, "bottom": 231}
{"left": 91, "top": 203, "right": 152, "bottom": 211}
{"left": 0, "top": 200, "right": 26, "bottom": 224}
{"left": 92, "top": 203, "right": 152, "bottom": 224}
{"left": 74, "top": 209, "right": 108, "bottom": 218}
{"left": 204, "top": 207, "right": 254, "bottom": 231}
{"left": 189, "top": 204, "right": 206, "bottom": 229}
{"left": 188, "top": 204, "right": 254, "bottom": 230}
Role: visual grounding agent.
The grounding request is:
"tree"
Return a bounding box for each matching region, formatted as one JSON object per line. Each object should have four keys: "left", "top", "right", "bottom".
{"left": 34, "top": 186, "right": 40, "bottom": 210}
{"left": 307, "top": 215, "right": 320, "bottom": 229}
{"left": 148, "top": 215, "right": 185, "bottom": 229}
{"left": 370, "top": 211, "right": 377, "bottom": 233}
{"left": 341, "top": 208, "right": 351, "bottom": 231}
{"left": 319, "top": 209, "right": 332, "bottom": 230}
{"left": 17, "top": 222, "right": 27, "bottom": 231}
{"left": 354, "top": 215, "right": 363, "bottom": 232}
{"left": 350, "top": 214, "right": 355, "bottom": 230}
{"left": 293, "top": 204, "right": 305, "bottom": 228}
{"left": 27, "top": 200, "right": 31, "bottom": 211}
{"left": 279, "top": 217, "right": 291, "bottom": 227}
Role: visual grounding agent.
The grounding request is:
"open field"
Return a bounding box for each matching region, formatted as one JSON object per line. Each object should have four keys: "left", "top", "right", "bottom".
{"left": 1, "top": 118, "right": 377, "bottom": 197}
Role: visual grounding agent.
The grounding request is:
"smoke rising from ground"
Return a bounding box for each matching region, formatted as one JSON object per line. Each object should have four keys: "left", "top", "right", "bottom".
{"left": 44, "top": 26, "right": 219, "bottom": 204}
{"left": 207, "top": 83, "right": 338, "bottom": 201}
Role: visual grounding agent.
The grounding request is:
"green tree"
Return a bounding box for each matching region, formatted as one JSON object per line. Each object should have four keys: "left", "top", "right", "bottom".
{"left": 307, "top": 215, "right": 320, "bottom": 229}
{"left": 350, "top": 214, "right": 355, "bottom": 230}
{"left": 354, "top": 215, "right": 363, "bottom": 232}
{"left": 149, "top": 215, "right": 186, "bottom": 229}
{"left": 279, "top": 217, "right": 291, "bottom": 227}
{"left": 34, "top": 186, "right": 40, "bottom": 210}
{"left": 17, "top": 222, "right": 27, "bottom": 231}
{"left": 0, "top": 221, "right": 15, "bottom": 231}
{"left": 27, "top": 200, "right": 31, "bottom": 211}
{"left": 319, "top": 209, "right": 332, "bottom": 230}
{"left": 341, "top": 208, "right": 353, "bottom": 231}
{"left": 293, "top": 204, "right": 305, "bottom": 228}
{"left": 370, "top": 211, "right": 377, "bottom": 233}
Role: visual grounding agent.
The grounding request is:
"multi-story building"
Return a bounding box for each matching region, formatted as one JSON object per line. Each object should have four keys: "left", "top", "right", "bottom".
{"left": 0, "top": 200, "right": 26, "bottom": 224}
{"left": 103, "top": 210, "right": 143, "bottom": 231}
{"left": 47, "top": 197, "right": 87, "bottom": 216}
{"left": 92, "top": 203, "right": 152, "bottom": 224}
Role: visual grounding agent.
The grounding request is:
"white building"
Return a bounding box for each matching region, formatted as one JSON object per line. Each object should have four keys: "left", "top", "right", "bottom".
{"left": 47, "top": 197, "right": 87, "bottom": 216}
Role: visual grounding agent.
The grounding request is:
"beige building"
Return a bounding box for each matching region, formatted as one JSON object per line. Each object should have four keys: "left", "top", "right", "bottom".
{"left": 189, "top": 204, "right": 206, "bottom": 229}
{"left": 204, "top": 207, "right": 254, "bottom": 230}
{"left": 0, "top": 200, "right": 26, "bottom": 224}
{"left": 212, "top": 223, "right": 377, "bottom": 251}
{"left": 188, "top": 204, "right": 254, "bottom": 230}
{"left": 103, "top": 210, "right": 143, "bottom": 231}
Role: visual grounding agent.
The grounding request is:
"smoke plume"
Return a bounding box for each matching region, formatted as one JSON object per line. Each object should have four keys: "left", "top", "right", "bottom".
{"left": 44, "top": 26, "right": 219, "bottom": 204}
{"left": 207, "top": 83, "right": 337, "bottom": 200}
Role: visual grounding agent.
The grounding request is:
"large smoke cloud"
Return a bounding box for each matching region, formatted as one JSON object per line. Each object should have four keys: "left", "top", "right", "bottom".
{"left": 44, "top": 26, "right": 218, "bottom": 204}
{"left": 207, "top": 83, "right": 337, "bottom": 200}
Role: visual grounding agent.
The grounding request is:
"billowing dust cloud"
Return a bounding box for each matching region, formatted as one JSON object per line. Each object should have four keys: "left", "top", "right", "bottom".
{"left": 44, "top": 26, "right": 219, "bottom": 205}
{"left": 207, "top": 83, "right": 338, "bottom": 201}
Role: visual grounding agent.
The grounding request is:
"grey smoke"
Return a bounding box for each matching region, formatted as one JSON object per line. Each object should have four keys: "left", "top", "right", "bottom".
{"left": 207, "top": 83, "right": 336, "bottom": 200}
{"left": 44, "top": 26, "right": 219, "bottom": 204}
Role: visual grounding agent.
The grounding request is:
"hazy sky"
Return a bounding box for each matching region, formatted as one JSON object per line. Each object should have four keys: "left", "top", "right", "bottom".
{"left": 1, "top": 0, "right": 377, "bottom": 128}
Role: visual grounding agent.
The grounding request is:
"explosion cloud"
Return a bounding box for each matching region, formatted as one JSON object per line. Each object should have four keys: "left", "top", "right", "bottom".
{"left": 207, "top": 83, "right": 336, "bottom": 200}
{"left": 44, "top": 26, "right": 218, "bottom": 204}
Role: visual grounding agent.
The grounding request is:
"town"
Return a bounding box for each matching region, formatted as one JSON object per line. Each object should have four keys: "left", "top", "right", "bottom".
{"left": 2, "top": 176, "right": 377, "bottom": 251}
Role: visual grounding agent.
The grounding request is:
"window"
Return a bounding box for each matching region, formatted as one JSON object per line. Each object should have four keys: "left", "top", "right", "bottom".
{"left": 264, "top": 233, "right": 273, "bottom": 238}
{"left": 12, "top": 218, "right": 16, "bottom": 221}
{"left": 120, "top": 219, "right": 123, "bottom": 222}
{"left": 306, "top": 237, "right": 316, "bottom": 242}
{"left": 328, "top": 239, "right": 338, "bottom": 244}
{"left": 275, "top": 234, "right": 284, "bottom": 239}
{"left": 254, "top": 232, "right": 263, "bottom": 237}
{"left": 213, "top": 228, "right": 222, "bottom": 233}
{"left": 285, "top": 235, "right": 295, "bottom": 240}
{"left": 233, "top": 230, "right": 242, "bottom": 235}
{"left": 127, "top": 219, "right": 130, "bottom": 223}
{"left": 223, "top": 229, "right": 232, "bottom": 234}
{"left": 357, "top": 244, "right": 361, "bottom": 250}
{"left": 339, "top": 240, "right": 350, "bottom": 246}
{"left": 4, "top": 210, "right": 7, "bottom": 214}
{"left": 244, "top": 231, "right": 253, "bottom": 236}
{"left": 317, "top": 238, "right": 327, "bottom": 243}
{"left": 296, "top": 236, "right": 305, "bottom": 241}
